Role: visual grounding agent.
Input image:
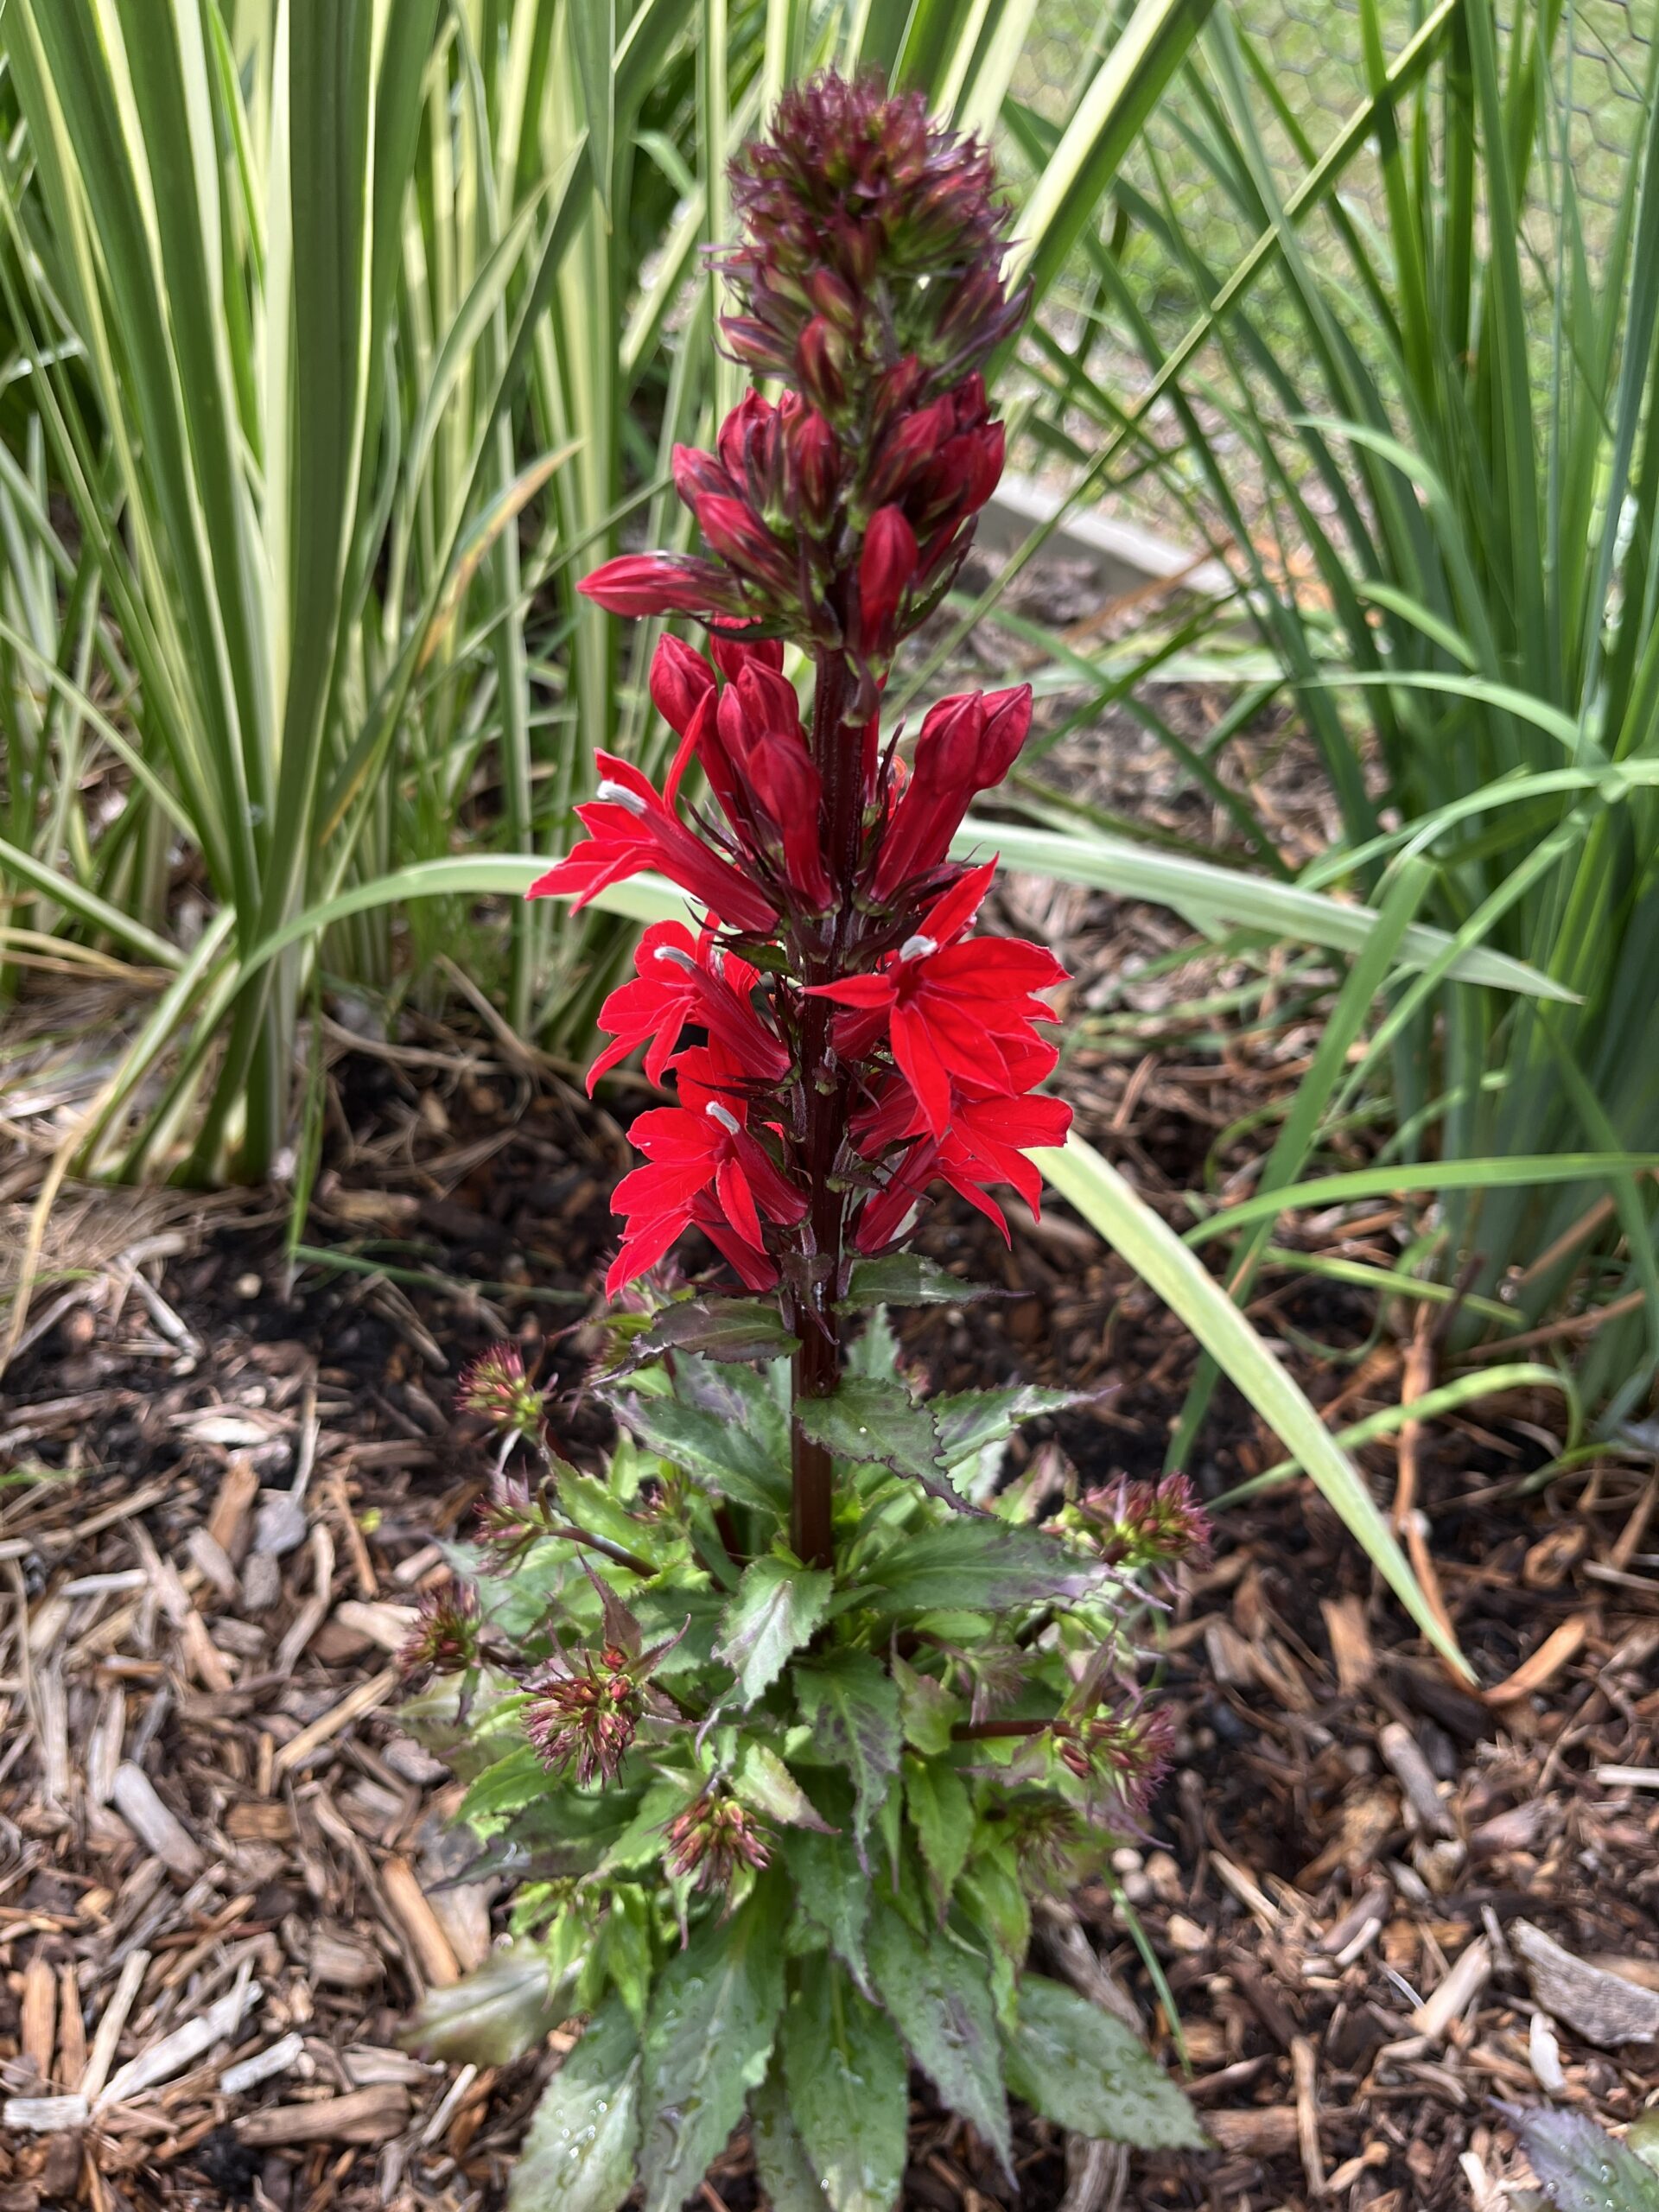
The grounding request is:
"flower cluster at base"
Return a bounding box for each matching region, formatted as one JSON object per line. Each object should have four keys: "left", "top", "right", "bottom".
{"left": 401, "top": 76, "right": 1208, "bottom": 2212}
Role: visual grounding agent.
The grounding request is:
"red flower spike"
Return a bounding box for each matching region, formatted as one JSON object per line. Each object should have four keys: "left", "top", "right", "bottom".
{"left": 530, "top": 751, "right": 779, "bottom": 936}
{"left": 579, "top": 552, "right": 742, "bottom": 617}
{"left": 873, "top": 684, "right": 1033, "bottom": 896}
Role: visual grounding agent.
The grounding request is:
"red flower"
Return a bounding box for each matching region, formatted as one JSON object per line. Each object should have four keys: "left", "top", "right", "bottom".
{"left": 809, "top": 863, "right": 1067, "bottom": 1135}
{"left": 529, "top": 751, "right": 779, "bottom": 936}
{"left": 872, "top": 685, "right": 1032, "bottom": 897}
{"left": 588, "top": 919, "right": 790, "bottom": 1093}
{"left": 855, "top": 1084, "right": 1072, "bottom": 1253}
{"left": 579, "top": 552, "right": 742, "bottom": 617}
{"left": 607, "top": 1061, "right": 806, "bottom": 1296}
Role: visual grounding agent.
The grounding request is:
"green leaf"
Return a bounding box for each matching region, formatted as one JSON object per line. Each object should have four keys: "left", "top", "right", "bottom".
{"left": 507, "top": 1995, "right": 640, "bottom": 2212}
{"left": 797, "top": 1376, "right": 966, "bottom": 1511}
{"left": 859, "top": 1518, "right": 1102, "bottom": 1615}
{"left": 867, "top": 1895, "right": 1011, "bottom": 2173}
{"left": 952, "top": 822, "right": 1573, "bottom": 1003}
{"left": 406, "top": 1942, "right": 569, "bottom": 2067}
{"left": 778, "top": 1821, "right": 872, "bottom": 1993}
{"left": 782, "top": 1956, "right": 908, "bottom": 2212}
{"left": 748, "top": 2067, "right": 823, "bottom": 2212}
{"left": 958, "top": 1848, "right": 1032, "bottom": 1967}
{"left": 1002, "top": 1977, "right": 1203, "bottom": 2151}
{"left": 795, "top": 1651, "right": 902, "bottom": 1866}
{"left": 715, "top": 1555, "right": 834, "bottom": 1706}
{"left": 639, "top": 1885, "right": 786, "bottom": 2212}
{"left": 456, "top": 1743, "right": 548, "bottom": 1837}
{"left": 609, "top": 1390, "right": 789, "bottom": 1517}
{"left": 931, "top": 1385, "right": 1084, "bottom": 1467}
{"left": 734, "top": 1741, "right": 835, "bottom": 1834}
{"left": 636, "top": 1298, "right": 799, "bottom": 1364}
{"left": 837, "top": 1256, "right": 1005, "bottom": 1310}
{"left": 1035, "top": 1135, "right": 1471, "bottom": 1678}
{"left": 1521, "top": 2112, "right": 1659, "bottom": 2212}
{"left": 893, "top": 1654, "right": 961, "bottom": 1758}
{"left": 905, "top": 1757, "right": 974, "bottom": 1913}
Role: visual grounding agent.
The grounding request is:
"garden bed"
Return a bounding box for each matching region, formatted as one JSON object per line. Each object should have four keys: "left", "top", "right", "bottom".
{"left": 2, "top": 1006, "right": 1656, "bottom": 2212}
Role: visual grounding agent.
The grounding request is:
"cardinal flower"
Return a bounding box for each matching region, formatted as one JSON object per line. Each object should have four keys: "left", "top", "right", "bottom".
{"left": 809, "top": 864, "right": 1067, "bottom": 1135}
{"left": 607, "top": 1062, "right": 806, "bottom": 1295}
{"left": 530, "top": 751, "right": 779, "bottom": 936}
{"left": 588, "top": 920, "right": 790, "bottom": 1093}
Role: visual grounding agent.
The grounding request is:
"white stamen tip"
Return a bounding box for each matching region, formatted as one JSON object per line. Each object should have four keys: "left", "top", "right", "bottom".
{"left": 705, "top": 1102, "right": 741, "bottom": 1134}
{"left": 595, "top": 779, "right": 647, "bottom": 816}
{"left": 899, "top": 933, "right": 938, "bottom": 962}
{"left": 654, "top": 944, "right": 697, "bottom": 972}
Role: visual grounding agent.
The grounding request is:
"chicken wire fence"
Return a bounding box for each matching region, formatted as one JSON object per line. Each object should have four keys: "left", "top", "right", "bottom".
{"left": 1003, "top": 0, "right": 1654, "bottom": 555}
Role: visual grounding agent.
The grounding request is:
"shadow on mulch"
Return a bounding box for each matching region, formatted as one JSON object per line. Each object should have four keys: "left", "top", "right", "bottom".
{"left": 1, "top": 1050, "right": 1656, "bottom": 2212}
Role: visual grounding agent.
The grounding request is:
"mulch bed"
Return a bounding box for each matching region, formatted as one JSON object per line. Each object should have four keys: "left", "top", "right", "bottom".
{"left": 2, "top": 1033, "right": 1656, "bottom": 2212}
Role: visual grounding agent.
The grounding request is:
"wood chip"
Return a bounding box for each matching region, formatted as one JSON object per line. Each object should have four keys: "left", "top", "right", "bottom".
{"left": 80, "top": 1948, "right": 149, "bottom": 2103}
{"left": 97, "top": 1974, "right": 262, "bottom": 2109}
{"left": 1413, "top": 1936, "right": 1492, "bottom": 2040}
{"left": 1, "top": 2093, "right": 90, "bottom": 2133}
{"left": 207, "top": 1456, "right": 260, "bottom": 1563}
{"left": 1291, "top": 2034, "right": 1324, "bottom": 2197}
{"left": 1206, "top": 2107, "right": 1301, "bottom": 2156}
{"left": 232, "top": 2082, "right": 410, "bottom": 2146}
{"left": 58, "top": 1962, "right": 86, "bottom": 2090}
{"left": 21, "top": 1952, "right": 55, "bottom": 2079}
{"left": 1378, "top": 1720, "right": 1456, "bottom": 1839}
{"left": 1511, "top": 1917, "right": 1659, "bottom": 2048}
{"left": 219, "top": 2031, "right": 307, "bottom": 2095}
{"left": 382, "top": 1853, "right": 461, "bottom": 1986}
{"left": 272, "top": 1664, "right": 398, "bottom": 1774}
{"left": 1483, "top": 1614, "right": 1590, "bottom": 1705}
{"left": 334, "top": 1598, "right": 421, "bottom": 1651}
{"left": 110, "top": 1764, "right": 207, "bottom": 1879}
{"left": 1320, "top": 1593, "right": 1375, "bottom": 1694}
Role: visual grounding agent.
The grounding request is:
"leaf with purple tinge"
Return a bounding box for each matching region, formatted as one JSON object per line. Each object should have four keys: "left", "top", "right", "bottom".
{"left": 1517, "top": 2109, "right": 1659, "bottom": 2212}
{"left": 867, "top": 1896, "right": 1011, "bottom": 2177}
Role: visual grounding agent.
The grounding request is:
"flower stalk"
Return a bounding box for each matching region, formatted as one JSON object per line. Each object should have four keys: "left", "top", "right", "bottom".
{"left": 531, "top": 75, "right": 1076, "bottom": 1573}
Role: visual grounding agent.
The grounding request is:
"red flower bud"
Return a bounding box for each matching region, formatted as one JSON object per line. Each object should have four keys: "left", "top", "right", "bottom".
{"left": 745, "top": 728, "right": 832, "bottom": 909}
{"left": 672, "top": 442, "right": 735, "bottom": 510}
{"left": 804, "top": 265, "right": 860, "bottom": 327}
{"left": 716, "top": 390, "right": 777, "bottom": 480}
{"left": 649, "top": 634, "right": 716, "bottom": 738}
{"left": 710, "top": 632, "right": 785, "bottom": 683}
{"left": 696, "top": 494, "right": 793, "bottom": 593}
{"left": 871, "top": 678, "right": 1033, "bottom": 881}
{"left": 796, "top": 314, "right": 845, "bottom": 412}
{"left": 792, "top": 410, "right": 840, "bottom": 528}
{"left": 579, "top": 552, "right": 741, "bottom": 617}
{"left": 857, "top": 506, "right": 918, "bottom": 653}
